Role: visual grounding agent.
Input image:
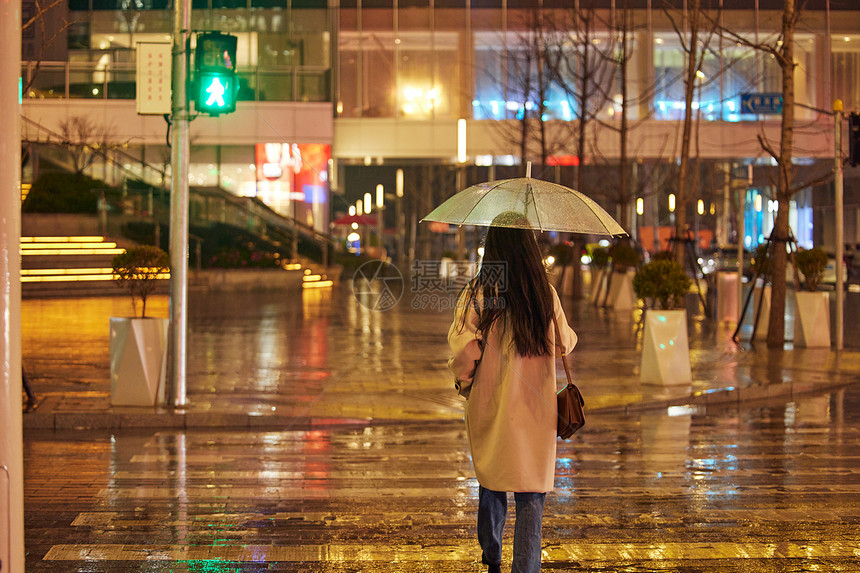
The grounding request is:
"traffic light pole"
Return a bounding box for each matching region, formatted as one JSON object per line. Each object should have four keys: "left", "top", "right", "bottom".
{"left": 168, "top": 0, "right": 191, "bottom": 407}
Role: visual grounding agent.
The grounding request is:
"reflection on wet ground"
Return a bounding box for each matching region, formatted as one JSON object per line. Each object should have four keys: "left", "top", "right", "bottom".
{"left": 24, "top": 386, "right": 860, "bottom": 571}
{"left": 20, "top": 283, "right": 860, "bottom": 570}
{"left": 21, "top": 287, "right": 860, "bottom": 422}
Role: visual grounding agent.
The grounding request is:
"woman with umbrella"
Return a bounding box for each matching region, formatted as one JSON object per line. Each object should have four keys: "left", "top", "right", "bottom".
{"left": 447, "top": 211, "right": 577, "bottom": 573}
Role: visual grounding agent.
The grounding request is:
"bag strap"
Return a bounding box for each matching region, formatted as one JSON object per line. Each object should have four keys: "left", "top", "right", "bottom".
{"left": 472, "top": 294, "right": 485, "bottom": 357}
{"left": 552, "top": 315, "right": 574, "bottom": 388}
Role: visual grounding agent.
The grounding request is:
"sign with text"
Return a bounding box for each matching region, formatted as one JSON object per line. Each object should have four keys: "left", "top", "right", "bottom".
{"left": 136, "top": 42, "right": 172, "bottom": 115}
{"left": 740, "top": 93, "right": 783, "bottom": 115}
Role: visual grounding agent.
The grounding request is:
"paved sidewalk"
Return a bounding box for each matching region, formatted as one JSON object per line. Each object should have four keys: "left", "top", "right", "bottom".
{"left": 20, "top": 285, "right": 860, "bottom": 572}
{"left": 21, "top": 286, "right": 860, "bottom": 430}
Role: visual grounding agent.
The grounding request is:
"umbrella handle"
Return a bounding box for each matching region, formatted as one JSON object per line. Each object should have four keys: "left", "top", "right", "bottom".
{"left": 526, "top": 161, "right": 532, "bottom": 178}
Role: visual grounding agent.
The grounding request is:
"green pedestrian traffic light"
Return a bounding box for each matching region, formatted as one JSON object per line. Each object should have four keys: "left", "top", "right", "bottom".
{"left": 194, "top": 32, "right": 238, "bottom": 116}
{"left": 198, "top": 72, "right": 236, "bottom": 113}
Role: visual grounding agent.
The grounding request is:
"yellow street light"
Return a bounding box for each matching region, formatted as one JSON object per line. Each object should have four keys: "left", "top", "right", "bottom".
{"left": 668, "top": 193, "right": 676, "bottom": 213}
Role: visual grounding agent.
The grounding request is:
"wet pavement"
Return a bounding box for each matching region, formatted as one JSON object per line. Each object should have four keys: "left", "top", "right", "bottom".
{"left": 19, "top": 278, "right": 860, "bottom": 571}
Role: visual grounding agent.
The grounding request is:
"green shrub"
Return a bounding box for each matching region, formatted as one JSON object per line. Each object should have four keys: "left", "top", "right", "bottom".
{"left": 192, "top": 223, "right": 287, "bottom": 269}
{"left": 590, "top": 247, "right": 609, "bottom": 270}
{"left": 112, "top": 245, "right": 169, "bottom": 318}
{"left": 633, "top": 259, "right": 692, "bottom": 310}
{"left": 794, "top": 247, "right": 828, "bottom": 292}
{"left": 22, "top": 172, "right": 103, "bottom": 213}
{"left": 549, "top": 242, "right": 573, "bottom": 267}
{"left": 608, "top": 242, "right": 640, "bottom": 271}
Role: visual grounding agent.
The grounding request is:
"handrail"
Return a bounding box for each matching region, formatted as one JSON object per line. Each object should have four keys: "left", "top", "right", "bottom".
{"left": 1, "top": 464, "right": 10, "bottom": 572}
{"left": 21, "top": 60, "right": 330, "bottom": 103}
{"left": 20, "top": 116, "right": 335, "bottom": 263}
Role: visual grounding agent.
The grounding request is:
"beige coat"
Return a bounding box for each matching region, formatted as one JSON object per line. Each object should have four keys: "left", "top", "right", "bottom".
{"left": 448, "top": 285, "right": 577, "bottom": 493}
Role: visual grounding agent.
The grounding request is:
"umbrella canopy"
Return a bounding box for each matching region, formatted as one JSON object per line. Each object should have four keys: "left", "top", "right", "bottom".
{"left": 421, "top": 176, "right": 627, "bottom": 236}
{"left": 332, "top": 214, "right": 378, "bottom": 226}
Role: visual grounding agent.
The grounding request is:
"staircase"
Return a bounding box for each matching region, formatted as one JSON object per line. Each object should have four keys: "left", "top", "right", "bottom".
{"left": 21, "top": 236, "right": 333, "bottom": 298}
{"left": 20, "top": 235, "right": 168, "bottom": 298}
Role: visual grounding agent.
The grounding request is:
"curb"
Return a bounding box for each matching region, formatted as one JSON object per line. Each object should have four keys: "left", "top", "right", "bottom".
{"left": 22, "top": 412, "right": 382, "bottom": 431}
{"left": 588, "top": 377, "right": 857, "bottom": 415}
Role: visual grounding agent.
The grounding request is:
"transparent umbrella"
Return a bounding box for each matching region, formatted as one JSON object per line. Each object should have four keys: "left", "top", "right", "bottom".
{"left": 422, "top": 164, "right": 627, "bottom": 236}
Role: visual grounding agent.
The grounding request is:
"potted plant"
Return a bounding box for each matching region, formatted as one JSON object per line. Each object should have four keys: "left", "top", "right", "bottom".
{"left": 793, "top": 247, "right": 830, "bottom": 347}
{"left": 547, "top": 241, "right": 573, "bottom": 292}
{"left": 633, "top": 259, "right": 693, "bottom": 385}
{"left": 589, "top": 247, "right": 609, "bottom": 304}
{"left": 604, "top": 242, "right": 640, "bottom": 310}
{"left": 109, "top": 246, "right": 170, "bottom": 406}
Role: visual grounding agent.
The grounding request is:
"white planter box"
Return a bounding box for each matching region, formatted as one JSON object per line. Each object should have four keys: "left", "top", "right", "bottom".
{"left": 794, "top": 291, "right": 831, "bottom": 348}
{"left": 560, "top": 265, "right": 574, "bottom": 297}
{"left": 110, "top": 317, "right": 169, "bottom": 406}
{"left": 640, "top": 309, "right": 692, "bottom": 385}
{"left": 606, "top": 270, "right": 636, "bottom": 310}
{"left": 716, "top": 271, "right": 739, "bottom": 323}
{"left": 590, "top": 268, "right": 606, "bottom": 304}
{"left": 753, "top": 284, "right": 771, "bottom": 340}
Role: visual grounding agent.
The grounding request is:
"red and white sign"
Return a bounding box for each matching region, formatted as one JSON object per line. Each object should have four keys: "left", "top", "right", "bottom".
{"left": 136, "top": 42, "right": 172, "bottom": 115}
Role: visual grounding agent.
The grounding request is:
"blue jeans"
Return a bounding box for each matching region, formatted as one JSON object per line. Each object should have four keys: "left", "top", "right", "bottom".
{"left": 477, "top": 486, "right": 546, "bottom": 573}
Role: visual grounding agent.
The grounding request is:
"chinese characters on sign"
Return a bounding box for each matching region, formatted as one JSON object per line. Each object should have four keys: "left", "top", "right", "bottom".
{"left": 136, "top": 42, "right": 172, "bottom": 115}
{"left": 740, "top": 93, "right": 783, "bottom": 115}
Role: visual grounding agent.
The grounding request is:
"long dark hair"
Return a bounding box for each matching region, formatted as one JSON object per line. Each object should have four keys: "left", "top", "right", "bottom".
{"left": 464, "top": 215, "right": 554, "bottom": 357}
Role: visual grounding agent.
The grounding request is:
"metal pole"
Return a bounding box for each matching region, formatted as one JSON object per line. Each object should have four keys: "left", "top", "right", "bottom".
{"left": 168, "top": 0, "right": 191, "bottom": 407}
{"left": 376, "top": 184, "right": 385, "bottom": 260}
{"left": 834, "top": 100, "right": 844, "bottom": 350}
{"left": 738, "top": 164, "right": 750, "bottom": 323}
{"left": 0, "top": 0, "right": 25, "bottom": 565}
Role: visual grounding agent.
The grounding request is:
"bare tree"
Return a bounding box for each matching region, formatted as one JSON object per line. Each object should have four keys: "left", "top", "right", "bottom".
{"left": 548, "top": 5, "right": 618, "bottom": 193}
{"left": 664, "top": 0, "right": 721, "bottom": 265}
{"left": 120, "top": 0, "right": 145, "bottom": 49}
{"left": 483, "top": 7, "right": 567, "bottom": 172}
{"left": 22, "top": 0, "right": 81, "bottom": 93}
{"left": 716, "top": 0, "right": 806, "bottom": 347}
{"left": 57, "top": 116, "right": 126, "bottom": 176}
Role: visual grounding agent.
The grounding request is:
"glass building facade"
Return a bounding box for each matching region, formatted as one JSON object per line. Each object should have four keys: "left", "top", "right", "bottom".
{"left": 19, "top": 0, "right": 860, "bottom": 250}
